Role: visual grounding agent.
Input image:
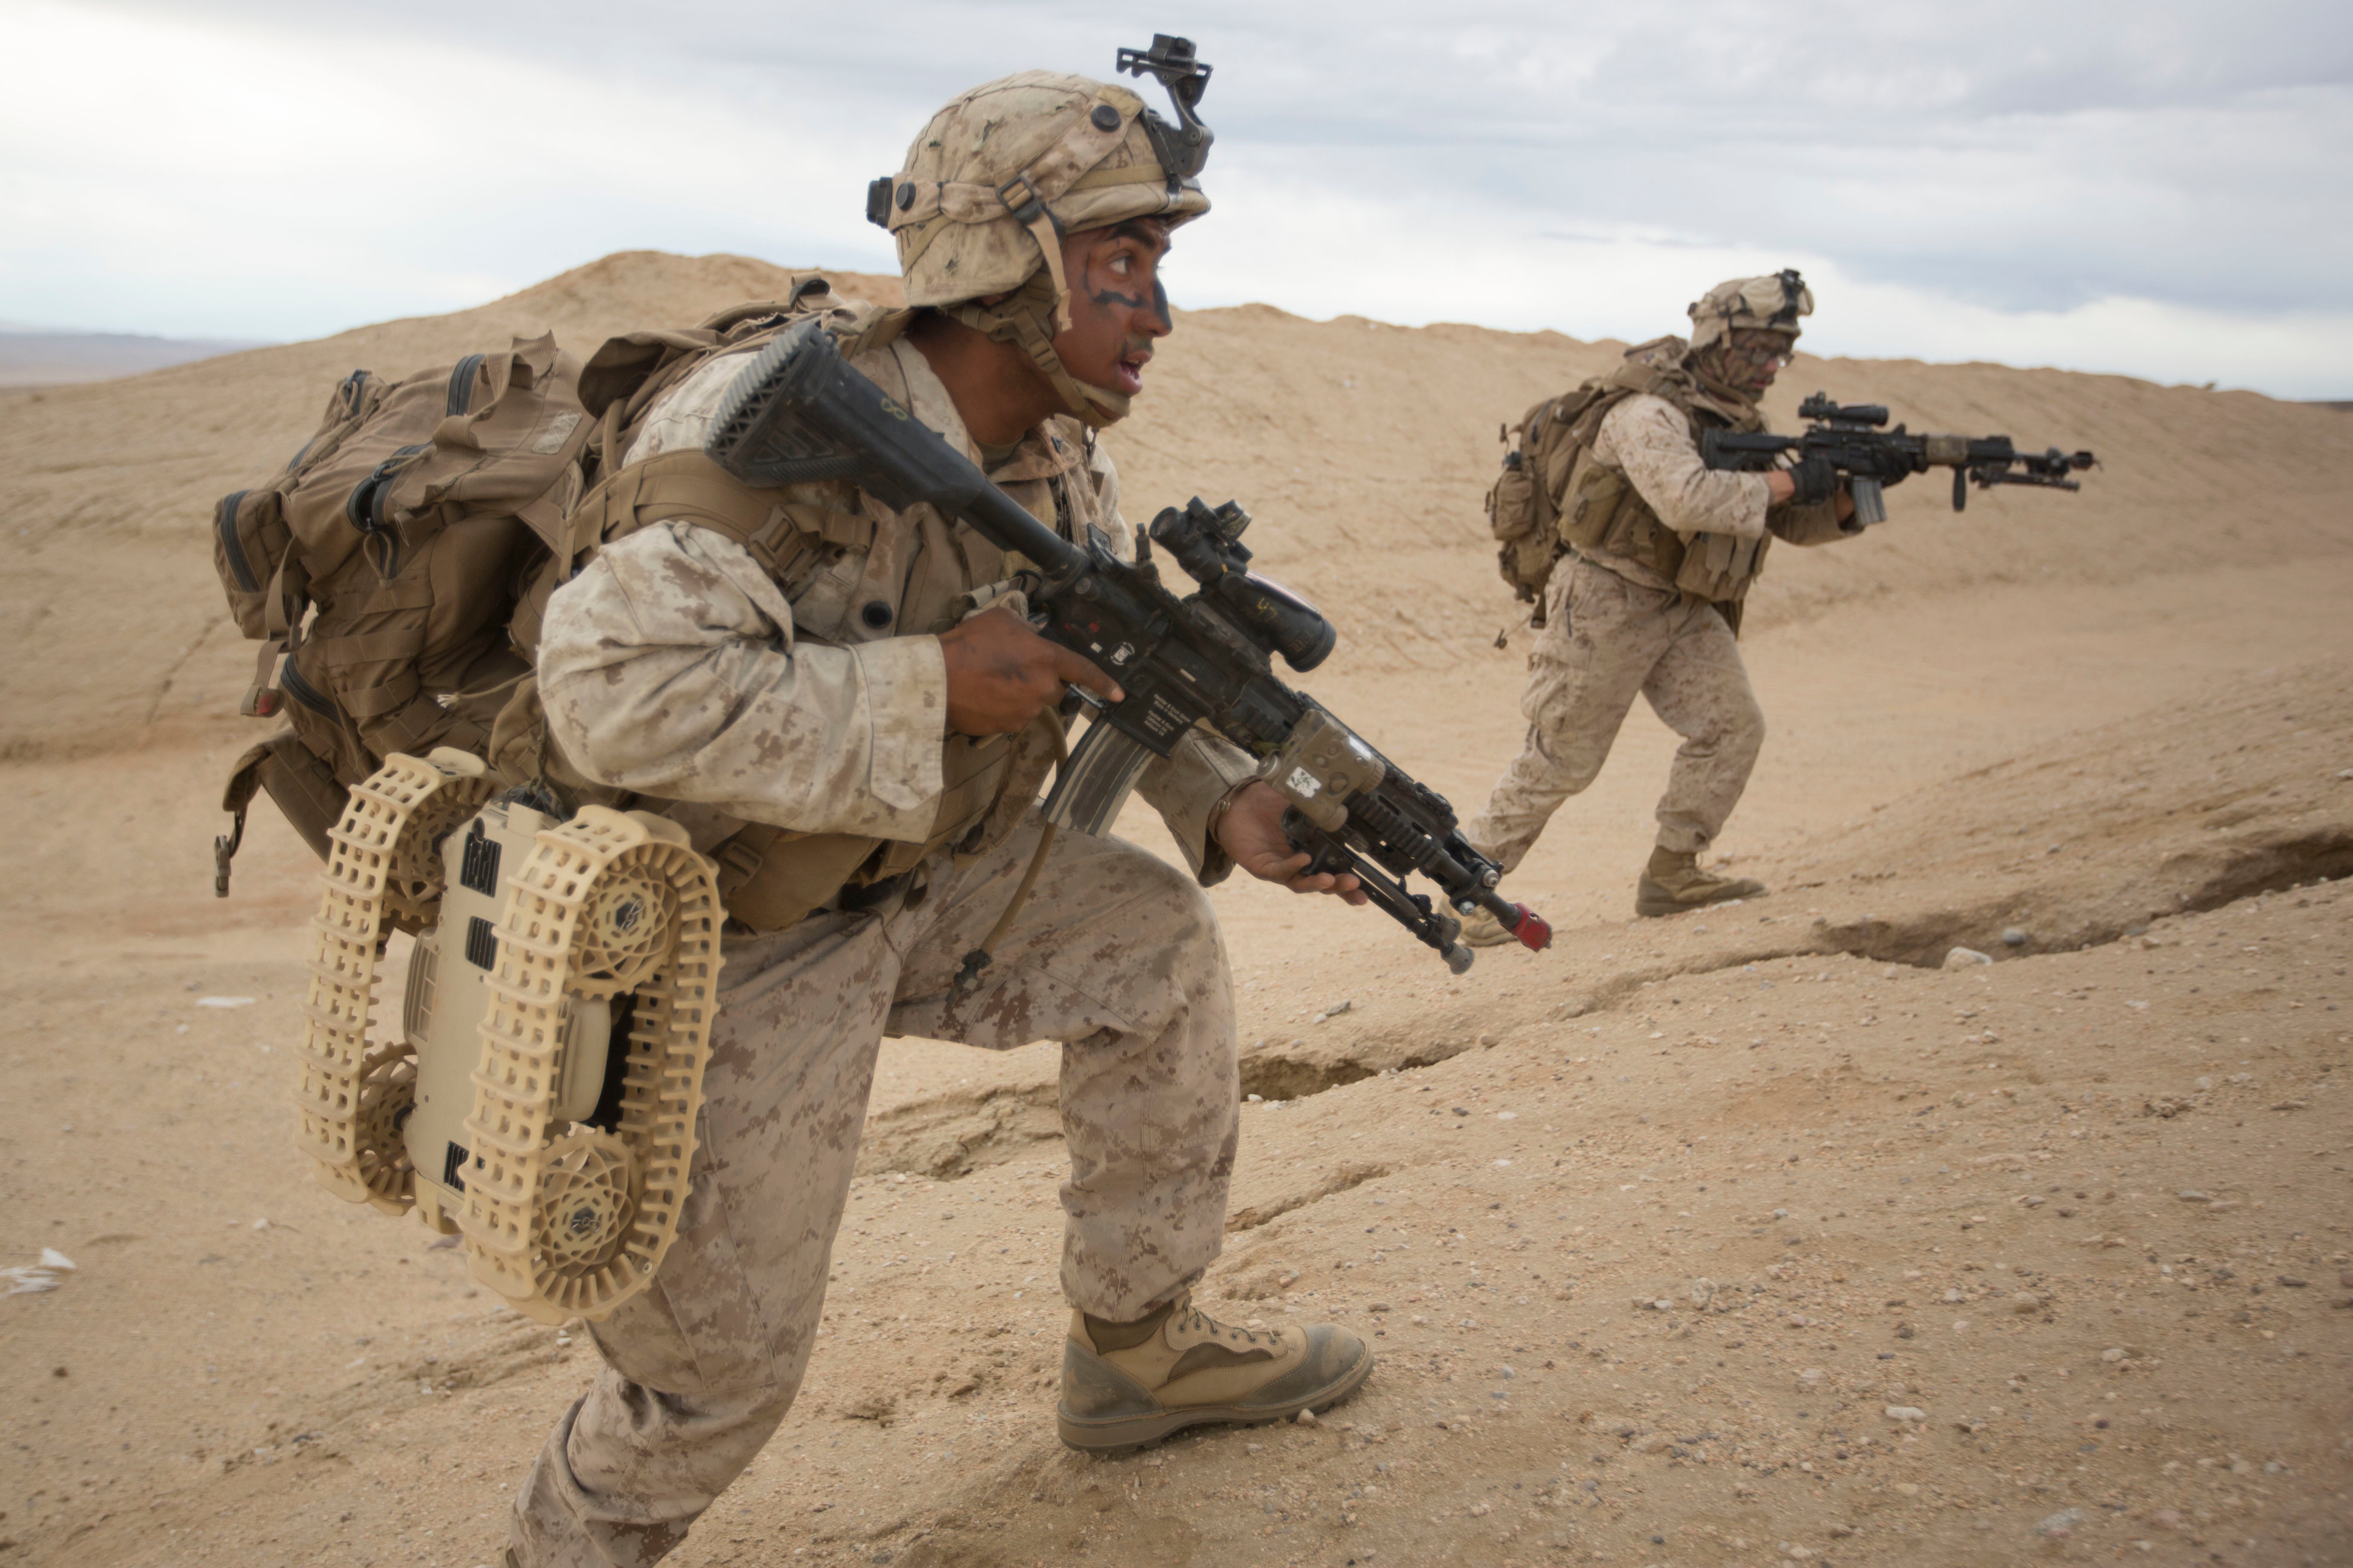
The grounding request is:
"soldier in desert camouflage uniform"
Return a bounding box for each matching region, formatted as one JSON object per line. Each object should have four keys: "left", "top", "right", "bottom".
{"left": 505, "top": 64, "right": 1373, "bottom": 1568}
{"left": 1462, "top": 273, "right": 1884, "bottom": 936}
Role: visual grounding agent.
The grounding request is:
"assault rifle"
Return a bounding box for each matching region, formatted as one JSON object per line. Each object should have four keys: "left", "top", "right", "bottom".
{"left": 1699, "top": 393, "right": 2096, "bottom": 525}
{"left": 704, "top": 320, "right": 1550, "bottom": 972}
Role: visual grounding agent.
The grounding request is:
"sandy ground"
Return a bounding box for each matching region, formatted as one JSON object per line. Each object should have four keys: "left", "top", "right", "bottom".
{"left": 2, "top": 254, "right": 2350, "bottom": 1568}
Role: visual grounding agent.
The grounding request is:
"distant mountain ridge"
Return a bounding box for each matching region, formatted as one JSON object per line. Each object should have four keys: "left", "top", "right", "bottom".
{"left": 0, "top": 328, "right": 273, "bottom": 387}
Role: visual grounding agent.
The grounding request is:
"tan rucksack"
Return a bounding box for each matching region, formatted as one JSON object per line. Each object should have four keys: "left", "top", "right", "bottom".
{"left": 211, "top": 333, "right": 594, "bottom": 891}
{"left": 1485, "top": 336, "right": 1698, "bottom": 631}
{"left": 1487, "top": 387, "right": 1602, "bottom": 627}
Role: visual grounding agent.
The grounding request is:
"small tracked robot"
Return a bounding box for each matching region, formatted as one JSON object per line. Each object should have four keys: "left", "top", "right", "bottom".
{"left": 294, "top": 750, "right": 722, "bottom": 1323}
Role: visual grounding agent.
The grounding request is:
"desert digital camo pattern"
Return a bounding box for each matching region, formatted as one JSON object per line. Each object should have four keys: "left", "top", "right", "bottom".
{"left": 883, "top": 70, "right": 1211, "bottom": 310}
{"left": 540, "top": 519, "right": 953, "bottom": 842}
{"left": 536, "top": 328, "right": 1253, "bottom": 879}
{"left": 1465, "top": 556, "right": 1767, "bottom": 870}
{"left": 1685, "top": 271, "right": 1814, "bottom": 353}
{"left": 512, "top": 304, "right": 1257, "bottom": 1565}
{"left": 1584, "top": 392, "right": 1775, "bottom": 589}
{"left": 509, "top": 816, "right": 1238, "bottom": 1565}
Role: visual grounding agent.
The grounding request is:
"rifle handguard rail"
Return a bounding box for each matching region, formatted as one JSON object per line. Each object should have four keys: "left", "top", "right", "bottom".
{"left": 703, "top": 321, "right": 1550, "bottom": 969}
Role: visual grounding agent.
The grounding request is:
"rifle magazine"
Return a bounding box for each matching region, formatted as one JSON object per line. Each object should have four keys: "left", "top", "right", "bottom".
{"left": 1040, "top": 720, "right": 1155, "bottom": 838}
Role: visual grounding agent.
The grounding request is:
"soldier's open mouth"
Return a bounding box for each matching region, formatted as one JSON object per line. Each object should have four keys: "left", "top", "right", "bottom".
{"left": 1113, "top": 353, "right": 1150, "bottom": 394}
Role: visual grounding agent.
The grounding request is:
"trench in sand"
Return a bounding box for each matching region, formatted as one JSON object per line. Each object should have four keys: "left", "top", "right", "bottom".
{"left": 860, "top": 832, "right": 2353, "bottom": 1172}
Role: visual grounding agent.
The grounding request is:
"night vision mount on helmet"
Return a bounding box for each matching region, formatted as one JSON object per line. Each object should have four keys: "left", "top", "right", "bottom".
{"left": 1686, "top": 269, "right": 1814, "bottom": 353}
{"left": 862, "top": 40, "right": 1217, "bottom": 429}
{"left": 1115, "top": 33, "right": 1215, "bottom": 183}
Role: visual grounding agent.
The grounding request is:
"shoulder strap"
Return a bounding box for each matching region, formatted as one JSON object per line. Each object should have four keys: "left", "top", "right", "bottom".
{"left": 569, "top": 448, "right": 873, "bottom": 579}
{"left": 1562, "top": 381, "right": 1645, "bottom": 452}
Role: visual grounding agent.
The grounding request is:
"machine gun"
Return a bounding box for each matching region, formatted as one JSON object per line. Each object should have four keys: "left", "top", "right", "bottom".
{"left": 703, "top": 319, "right": 1550, "bottom": 973}
{"left": 1700, "top": 393, "right": 2096, "bottom": 525}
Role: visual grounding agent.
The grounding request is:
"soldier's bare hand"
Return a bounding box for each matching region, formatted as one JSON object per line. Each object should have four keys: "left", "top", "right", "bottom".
{"left": 939, "top": 610, "right": 1121, "bottom": 736}
{"left": 1214, "top": 782, "right": 1369, "bottom": 905}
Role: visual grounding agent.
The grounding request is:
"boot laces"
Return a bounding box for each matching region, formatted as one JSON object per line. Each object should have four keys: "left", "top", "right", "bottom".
{"left": 1178, "top": 1298, "right": 1266, "bottom": 1348}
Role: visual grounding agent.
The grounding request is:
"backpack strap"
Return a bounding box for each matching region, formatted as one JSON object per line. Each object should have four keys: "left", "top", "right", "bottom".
{"left": 570, "top": 448, "right": 874, "bottom": 583}
{"left": 238, "top": 554, "right": 314, "bottom": 718}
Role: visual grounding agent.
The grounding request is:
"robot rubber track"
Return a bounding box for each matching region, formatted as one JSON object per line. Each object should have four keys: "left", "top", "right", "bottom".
{"left": 293, "top": 750, "right": 724, "bottom": 1324}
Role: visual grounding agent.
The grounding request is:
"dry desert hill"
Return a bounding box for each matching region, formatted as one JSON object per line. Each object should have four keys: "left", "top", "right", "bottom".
{"left": 1, "top": 251, "right": 2350, "bottom": 1568}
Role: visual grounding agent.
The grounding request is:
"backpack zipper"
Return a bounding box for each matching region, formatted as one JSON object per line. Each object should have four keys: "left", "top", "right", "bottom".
{"left": 345, "top": 443, "right": 432, "bottom": 577}
{"left": 446, "top": 354, "right": 485, "bottom": 418}
{"left": 287, "top": 370, "right": 374, "bottom": 473}
{"left": 281, "top": 654, "right": 337, "bottom": 717}
{"left": 215, "top": 490, "right": 258, "bottom": 592}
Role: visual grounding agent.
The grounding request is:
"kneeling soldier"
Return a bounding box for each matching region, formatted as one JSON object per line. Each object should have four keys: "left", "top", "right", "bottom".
{"left": 509, "top": 58, "right": 1372, "bottom": 1568}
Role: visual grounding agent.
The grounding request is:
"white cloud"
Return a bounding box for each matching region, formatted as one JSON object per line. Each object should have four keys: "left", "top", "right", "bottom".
{"left": 3, "top": 0, "right": 2348, "bottom": 396}
{"left": 1179, "top": 172, "right": 2353, "bottom": 397}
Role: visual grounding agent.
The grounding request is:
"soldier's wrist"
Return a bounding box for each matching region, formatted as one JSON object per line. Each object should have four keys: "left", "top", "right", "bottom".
{"left": 1205, "top": 778, "right": 1259, "bottom": 847}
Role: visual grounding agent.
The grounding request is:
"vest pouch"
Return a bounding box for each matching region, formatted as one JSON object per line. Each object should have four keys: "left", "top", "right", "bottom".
{"left": 1486, "top": 452, "right": 1536, "bottom": 546}
{"left": 1671, "top": 530, "right": 1768, "bottom": 606}
{"left": 715, "top": 827, "right": 886, "bottom": 933}
{"left": 1557, "top": 454, "right": 1630, "bottom": 553}
{"left": 1486, "top": 455, "right": 1555, "bottom": 606}
{"left": 709, "top": 731, "right": 1016, "bottom": 931}
{"left": 933, "top": 732, "right": 1014, "bottom": 849}
{"left": 213, "top": 489, "right": 292, "bottom": 638}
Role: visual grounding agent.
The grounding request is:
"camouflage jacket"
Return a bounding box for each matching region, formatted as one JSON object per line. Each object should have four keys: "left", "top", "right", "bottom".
{"left": 536, "top": 325, "right": 1256, "bottom": 886}
{"left": 1583, "top": 392, "right": 1853, "bottom": 593}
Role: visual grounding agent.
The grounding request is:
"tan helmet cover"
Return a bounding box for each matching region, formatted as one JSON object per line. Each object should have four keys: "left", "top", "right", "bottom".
{"left": 1687, "top": 270, "right": 1815, "bottom": 353}
{"left": 884, "top": 70, "right": 1211, "bottom": 325}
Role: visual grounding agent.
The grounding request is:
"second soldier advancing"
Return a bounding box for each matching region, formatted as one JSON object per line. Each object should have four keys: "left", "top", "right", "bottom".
{"left": 1461, "top": 273, "right": 1899, "bottom": 938}
{"left": 506, "top": 59, "right": 1373, "bottom": 1568}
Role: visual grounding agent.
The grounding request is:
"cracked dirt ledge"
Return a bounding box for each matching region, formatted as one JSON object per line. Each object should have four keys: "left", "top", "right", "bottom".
{"left": 1208, "top": 662, "right": 2353, "bottom": 1107}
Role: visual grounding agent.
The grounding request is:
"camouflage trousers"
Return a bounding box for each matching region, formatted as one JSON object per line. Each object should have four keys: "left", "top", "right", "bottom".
{"left": 510, "top": 814, "right": 1240, "bottom": 1567}
{"left": 1465, "top": 557, "right": 1765, "bottom": 871}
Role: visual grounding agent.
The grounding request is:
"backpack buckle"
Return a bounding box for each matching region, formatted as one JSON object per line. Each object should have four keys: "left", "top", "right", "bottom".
{"left": 241, "top": 638, "right": 285, "bottom": 718}
{"left": 213, "top": 806, "right": 246, "bottom": 898}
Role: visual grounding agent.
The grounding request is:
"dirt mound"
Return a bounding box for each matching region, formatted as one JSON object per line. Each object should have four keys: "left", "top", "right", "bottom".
{"left": 5, "top": 249, "right": 2352, "bottom": 759}
{"left": 0, "top": 252, "right": 898, "bottom": 758}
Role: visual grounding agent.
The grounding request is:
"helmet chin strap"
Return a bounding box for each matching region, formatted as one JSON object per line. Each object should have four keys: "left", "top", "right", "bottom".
{"left": 948, "top": 271, "right": 1132, "bottom": 430}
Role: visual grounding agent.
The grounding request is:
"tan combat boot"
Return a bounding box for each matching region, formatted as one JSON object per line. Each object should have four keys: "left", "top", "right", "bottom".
{"left": 1635, "top": 846, "right": 1766, "bottom": 917}
{"left": 1056, "top": 1290, "right": 1373, "bottom": 1450}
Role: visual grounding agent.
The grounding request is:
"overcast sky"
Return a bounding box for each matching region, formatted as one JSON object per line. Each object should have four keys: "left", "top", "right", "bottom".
{"left": 6, "top": 0, "right": 2349, "bottom": 395}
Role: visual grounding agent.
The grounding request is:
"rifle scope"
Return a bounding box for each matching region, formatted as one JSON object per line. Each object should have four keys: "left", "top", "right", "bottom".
{"left": 1796, "top": 394, "right": 1889, "bottom": 427}
{"left": 1148, "top": 499, "right": 1336, "bottom": 673}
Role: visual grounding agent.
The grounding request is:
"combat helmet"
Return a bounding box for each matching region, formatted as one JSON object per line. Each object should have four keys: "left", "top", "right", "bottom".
{"left": 866, "top": 36, "right": 1216, "bottom": 427}
{"left": 1686, "top": 269, "right": 1814, "bottom": 353}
